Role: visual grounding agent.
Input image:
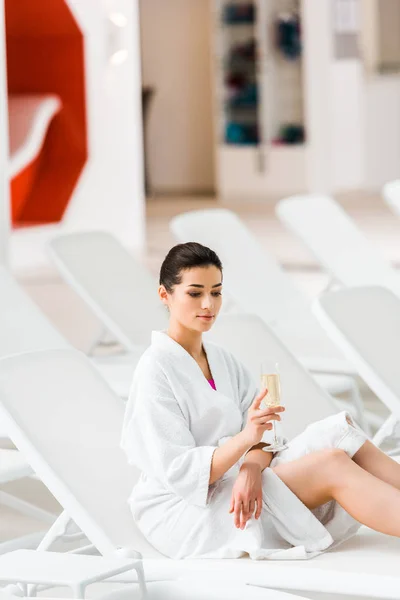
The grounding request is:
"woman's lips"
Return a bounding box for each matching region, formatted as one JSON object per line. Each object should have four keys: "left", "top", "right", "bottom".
{"left": 197, "top": 315, "right": 214, "bottom": 320}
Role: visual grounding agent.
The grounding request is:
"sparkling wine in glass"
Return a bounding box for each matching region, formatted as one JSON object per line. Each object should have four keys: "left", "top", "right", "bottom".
{"left": 260, "top": 361, "right": 287, "bottom": 452}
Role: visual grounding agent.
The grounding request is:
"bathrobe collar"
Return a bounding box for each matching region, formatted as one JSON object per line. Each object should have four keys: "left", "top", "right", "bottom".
{"left": 151, "top": 330, "right": 227, "bottom": 395}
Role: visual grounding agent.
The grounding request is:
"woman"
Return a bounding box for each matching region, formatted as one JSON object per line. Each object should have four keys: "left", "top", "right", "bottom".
{"left": 121, "top": 242, "right": 400, "bottom": 560}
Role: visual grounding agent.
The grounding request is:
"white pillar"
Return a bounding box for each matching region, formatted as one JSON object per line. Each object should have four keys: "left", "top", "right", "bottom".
{"left": 0, "top": 0, "right": 10, "bottom": 266}
{"left": 64, "top": 0, "right": 146, "bottom": 252}
{"left": 302, "top": 0, "right": 334, "bottom": 193}
{"left": 302, "top": 0, "right": 365, "bottom": 193}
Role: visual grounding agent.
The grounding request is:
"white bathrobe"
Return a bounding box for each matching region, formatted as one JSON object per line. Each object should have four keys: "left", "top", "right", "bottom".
{"left": 121, "top": 331, "right": 367, "bottom": 560}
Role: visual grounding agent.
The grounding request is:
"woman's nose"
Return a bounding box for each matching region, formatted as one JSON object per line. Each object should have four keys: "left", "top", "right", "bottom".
{"left": 202, "top": 295, "right": 213, "bottom": 309}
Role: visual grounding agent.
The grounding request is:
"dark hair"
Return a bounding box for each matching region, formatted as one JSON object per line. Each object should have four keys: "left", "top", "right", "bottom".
{"left": 159, "top": 242, "right": 223, "bottom": 293}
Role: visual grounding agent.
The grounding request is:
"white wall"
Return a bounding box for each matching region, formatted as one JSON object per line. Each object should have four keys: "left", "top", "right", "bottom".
{"left": 365, "top": 75, "right": 400, "bottom": 189}
{"left": 301, "top": 0, "right": 365, "bottom": 193}
{"left": 65, "top": 0, "right": 146, "bottom": 251}
{"left": 330, "top": 60, "right": 365, "bottom": 190}
{"left": 139, "top": 0, "right": 215, "bottom": 193}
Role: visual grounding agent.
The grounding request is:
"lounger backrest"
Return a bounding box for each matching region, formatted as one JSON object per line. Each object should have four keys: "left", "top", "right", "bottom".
{"left": 170, "top": 209, "right": 308, "bottom": 325}
{"left": 383, "top": 180, "right": 400, "bottom": 218}
{"left": 0, "top": 266, "right": 69, "bottom": 357}
{"left": 0, "top": 348, "right": 163, "bottom": 558}
{"left": 207, "top": 314, "right": 336, "bottom": 438}
{"left": 276, "top": 195, "right": 400, "bottom": 295}
{"left": 48, "top": 232, "right": 168, "bottom": 351}
{"left": 314, "top": 286, "right": 400, "bottom": 420}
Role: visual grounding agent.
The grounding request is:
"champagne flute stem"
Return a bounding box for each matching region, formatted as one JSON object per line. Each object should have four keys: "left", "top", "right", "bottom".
{"left": 272, "top": 421, "right": 278, "bottom": 445}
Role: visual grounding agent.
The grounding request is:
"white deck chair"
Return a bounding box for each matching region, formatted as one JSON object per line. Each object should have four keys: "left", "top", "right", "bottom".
{"left": 170, "top": 209, "right": 374, "bottom": 432}
{"left": 206, "top": 313, "right": 365, "bottom": 426}
{"left": 48, "top": 231, "right": 168, "bottom": 353}
{"left": 0, "top": 339, "right": 400, "bottom": 599}
{"left": 276, "top": 194, "right": 400, "bottom": 295}
{"left": 0, "top": 265, "right": 140, "bottom": 399}
{"left": 0, "top": 267, "right": 139, "bottom": 552}
{"left": 382, "top": 179, "right": 400, "bottom": 221}
{"left": 169, "top": 209, "right": 358, "bottom": 373}
{"left": 0, "top": 266, "right": 69, "bottom": 552}
{"left": 314, "top": 285, "right": 400, "bottom": 449}
{"left": 0, "top": 589, "right": 309, "bottom": 600}
{"left": 48, "top": 229, "right": 371, "bottom": 431}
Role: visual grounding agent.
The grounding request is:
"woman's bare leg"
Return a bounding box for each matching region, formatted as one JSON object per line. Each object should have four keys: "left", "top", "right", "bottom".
{"left": 272, "top": 448, "right": 400, "bottom": 536}
{"left": 352, "top": 440, "right": 400, "bottom": 490}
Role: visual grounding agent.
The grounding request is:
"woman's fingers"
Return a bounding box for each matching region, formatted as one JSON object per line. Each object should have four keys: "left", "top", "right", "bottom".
{"left": 257, "top": 406, "right": 285, "bottom": 418}
{"left": 252, "top": 388, "right": 268, "bottom": 410}
{"left": 240, "top": 508, "right": 247, "bottom": 529}
{"left": 254, "top": 413, "right": 282, "bottom": 424}
{"left": 255, "top": 495, "right": 262, "bottom": 520}
{"left": 232, "top": 498, "right": 259, "bottom": 529}
{"left": 231, "top": 491, "right": 261, "bottom": 528}
{"left": 234, "top": 500, "right": 242, "bottom": 528}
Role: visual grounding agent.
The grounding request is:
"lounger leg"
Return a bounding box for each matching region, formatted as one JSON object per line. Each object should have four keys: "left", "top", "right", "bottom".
{"left": 36, "top": 510, "right": 72, "bottom": 551}
{"left": 72, "top": 584, "right": 85, "bottom": 599}
{"left": 136, "top": 562, "right": 147, "bottom": 599}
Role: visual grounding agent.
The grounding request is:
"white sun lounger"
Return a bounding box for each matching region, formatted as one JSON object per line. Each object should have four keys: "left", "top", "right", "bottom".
{"left": 170, "top": 209, "right": 376, "bottom": 432}
{"left": 206, "top": 313, "right": 365, "bottom": 426}
{"left": 170, "top": 209, "right": 354, "bottom": 374}
{"left": 0, "top": 266, "right": 69, "bottom": 552}
{"left": 314, "top": 286, "right": 400, "bottom": 448}
{"left": 0, "top": 266, "right": 139, "bottom": 552}
{"left": 48, "top": 231, "right": 168, "bottom": 352}
{"left": 382, "top": 179, "right": 400, "bottom": 221}
{"left": 0, "top": 587, "right": 310, "bottom": 600}
{"left": 0, "top": 321, "right": 400, "bottom": 599}
{"left": 48, "top": 231, "right": 168, "bottom": 398}
{"left": 276, "top": 194, "right": 400, "bottom": 296}
{"left": 0, "top": 265, "right": 140, "bottom": 400}
{"left": 47, "top": 229, "right": 372, "bottom": 431}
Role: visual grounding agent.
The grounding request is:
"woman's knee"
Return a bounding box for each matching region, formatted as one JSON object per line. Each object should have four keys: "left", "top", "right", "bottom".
{"left": 321, "top": 448, "right": 352, "bottom": 490}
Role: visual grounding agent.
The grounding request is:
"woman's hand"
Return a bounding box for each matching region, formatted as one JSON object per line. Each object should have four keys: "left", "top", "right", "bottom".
{"left": 242, "top": 388, "right": 285, "bottom": 448}
{"left": 229, "top": 463, "right": 262, "bottom": 529}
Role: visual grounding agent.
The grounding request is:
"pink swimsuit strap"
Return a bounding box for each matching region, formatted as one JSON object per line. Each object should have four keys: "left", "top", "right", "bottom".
{"left": 208, "top": 378, "right": 216, "bottom": 390}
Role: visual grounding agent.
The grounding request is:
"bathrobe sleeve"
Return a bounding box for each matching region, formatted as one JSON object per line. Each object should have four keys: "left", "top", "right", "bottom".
{"left": 121, "top": 360, "right": 217, "bottom": 508}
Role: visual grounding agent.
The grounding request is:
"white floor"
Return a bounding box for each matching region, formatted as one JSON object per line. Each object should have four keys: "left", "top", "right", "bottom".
{"left": 1, "top": 192, "right": 399, "bottom": 600}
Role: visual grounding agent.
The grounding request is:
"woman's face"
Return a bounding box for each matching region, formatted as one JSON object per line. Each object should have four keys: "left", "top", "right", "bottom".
{"left": 159, "top": 266, "right": 223, "bottom": 333}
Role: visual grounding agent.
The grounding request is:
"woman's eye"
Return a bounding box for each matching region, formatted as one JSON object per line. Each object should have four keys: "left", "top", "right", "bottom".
{"left": 188, "top": 291, "right": 222, "bottom": 298}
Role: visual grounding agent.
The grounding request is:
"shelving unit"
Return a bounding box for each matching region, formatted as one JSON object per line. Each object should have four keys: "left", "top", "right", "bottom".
{"left": 211, "top": 0, "right": 307, "bottom": 199}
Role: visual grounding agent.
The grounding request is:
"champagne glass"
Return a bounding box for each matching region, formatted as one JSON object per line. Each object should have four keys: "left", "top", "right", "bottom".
{"left": 260, "top": 360, "right": 288, "bottom": 452}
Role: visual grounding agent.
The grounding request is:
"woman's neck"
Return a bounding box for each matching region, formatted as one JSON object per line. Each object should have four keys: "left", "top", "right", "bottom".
{"left": 166, "top": 321, "right": 203, "bottom": 361}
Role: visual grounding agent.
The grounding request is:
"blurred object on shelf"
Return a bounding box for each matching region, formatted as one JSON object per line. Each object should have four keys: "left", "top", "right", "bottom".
{"left": 273, "top": 123, "right": 305, "bottom": 145}
{"left": 228, "top": 38, "right": 257, "bottom": 65}
{"left": 228, "top": 82, "right": 258, "bottom": 108}
{"left": 223, "top": 2, "right": 255, "bottom": 25}
{"left": 225, "top": 121, "right": 259, "bottom": 145}
{"left": 275, "top": 10, "right": 302, "bottom": 60}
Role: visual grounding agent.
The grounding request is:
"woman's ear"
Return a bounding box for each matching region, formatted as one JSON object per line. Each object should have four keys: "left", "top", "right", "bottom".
{"left": 158, "top": 284, "right": 169, "bottom": 306}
